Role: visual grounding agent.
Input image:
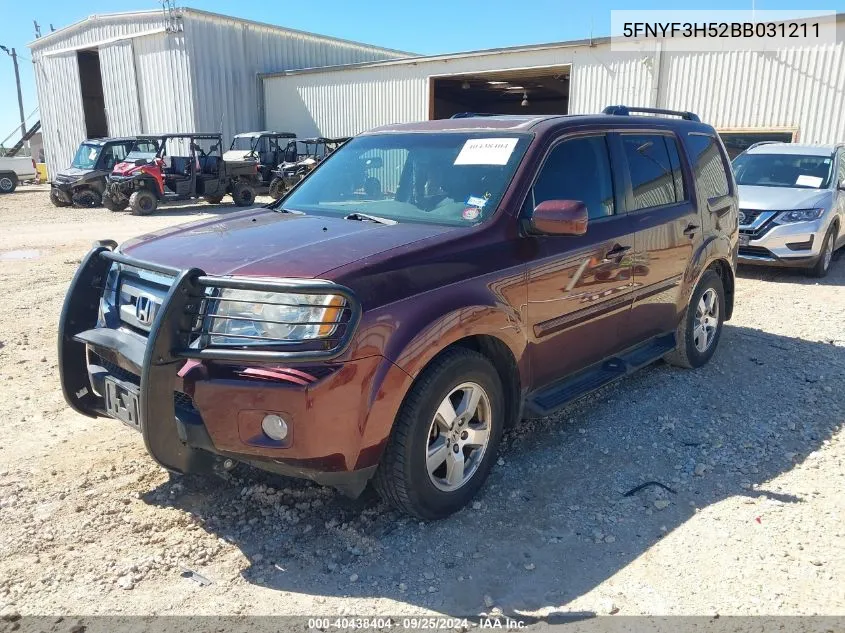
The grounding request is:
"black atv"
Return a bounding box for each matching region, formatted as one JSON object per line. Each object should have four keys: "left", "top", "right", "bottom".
{"left": 224, "top": 131, "right": 296, "bottom": 192}
{"left": 50, "top": 138, "right": 140, "bottom": 208}
{"left": 104, "top": 133, "right": 258, "bottom": 215}
{"left": 268, "top": 137, "right": 349, "bottom": 200}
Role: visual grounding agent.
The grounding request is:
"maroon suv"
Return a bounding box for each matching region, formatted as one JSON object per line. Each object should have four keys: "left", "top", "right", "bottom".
{"left": 59, "top": 106, "right": 738, "bottom": 519}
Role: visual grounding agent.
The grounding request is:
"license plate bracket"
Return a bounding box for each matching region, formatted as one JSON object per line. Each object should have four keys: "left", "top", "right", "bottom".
{"left": 104, "top": 376, "right": 141, "bottom": 431}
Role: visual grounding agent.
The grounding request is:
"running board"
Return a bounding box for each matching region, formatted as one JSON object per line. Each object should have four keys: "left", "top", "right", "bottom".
{"left": 526, "top": 333, "right": 676, "bottom": 416}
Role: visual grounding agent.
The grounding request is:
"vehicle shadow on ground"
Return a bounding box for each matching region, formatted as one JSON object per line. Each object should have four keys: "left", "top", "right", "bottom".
{"left": 737, "top": 248, "right": 845, "bottom": 287}
{"left": 142, "top": 324, "right": 844, "bottom": 618}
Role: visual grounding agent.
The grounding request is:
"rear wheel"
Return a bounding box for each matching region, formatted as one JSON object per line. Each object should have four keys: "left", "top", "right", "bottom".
{"left": 373, "top": 348, "right": 504, "bottom": 519}
{"left": 203, "top": 195, "right": 224, "bottom": 205}
{"left": 71, "top": 189, "right": 101, "bottom": 208}
{"left": 664, "top": 269, "right": 725, "bottom": 369}
{"left": 102, "top": 193, "right": 128, "bottom": 212}
{"left": 50, "top": 188, "right": 71, "bottom": 207}
{"left": 809, "top": 224, "right": 837, "bottom": 278}
{"left": 231, "top": 181, "right": 256, "bottom": 206}
{"left": 268, "top": 177, "right": 286, "bottom": 200}
{"left": 129, "top": 190, "right": 158, "bottom": 216}
{"left": 0, "top": 173, "right": 17, "bottom": 193}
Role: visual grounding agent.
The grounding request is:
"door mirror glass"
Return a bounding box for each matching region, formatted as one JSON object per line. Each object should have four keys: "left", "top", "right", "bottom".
{"left": 529, "top": 200, "right": 588, "bottom": 236}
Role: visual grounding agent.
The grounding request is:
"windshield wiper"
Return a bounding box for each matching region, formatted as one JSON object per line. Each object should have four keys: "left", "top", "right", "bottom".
{"left": 344, "top": 212, "right": 397, "bottom": 225}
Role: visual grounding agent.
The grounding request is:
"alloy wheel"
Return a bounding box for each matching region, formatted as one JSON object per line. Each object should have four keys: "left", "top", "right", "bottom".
{"left": 693, "top": 288, "right": 719, "bottom": 353}
{"left": 0, "top": 177, "right": 12, "bottom": 191}
{"left": 822, "top": 236, "right": 833, "bottom": 272}
{"left": 426, "top": 382, "right": 492, "bottom": 492}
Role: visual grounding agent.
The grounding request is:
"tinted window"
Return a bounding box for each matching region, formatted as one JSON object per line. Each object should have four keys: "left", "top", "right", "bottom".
{"left": 687, "top": 134, "right": 730, "bottom": 198}
{"left": 533, "top": 135, "right": 614, "bottom": 220}
{"left": 621, "top": 134, "right": 678, "bottom": 210}
{"left": 665, "top": 136, "right": 686, "bottom": 201}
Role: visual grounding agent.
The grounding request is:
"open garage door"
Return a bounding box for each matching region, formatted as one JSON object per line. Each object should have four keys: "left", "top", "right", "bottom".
{"left": 430, "top": 66, "right": 570, "bottom": 119}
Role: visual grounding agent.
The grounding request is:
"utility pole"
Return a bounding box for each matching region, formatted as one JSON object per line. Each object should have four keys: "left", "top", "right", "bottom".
{"left": 0, "top": 46, "right": 26, "bottom": 139}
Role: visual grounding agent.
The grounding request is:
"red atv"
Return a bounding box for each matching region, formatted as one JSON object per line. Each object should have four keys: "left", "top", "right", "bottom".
{"left": 103, "top": 133, "right": 258, "bottom": 215}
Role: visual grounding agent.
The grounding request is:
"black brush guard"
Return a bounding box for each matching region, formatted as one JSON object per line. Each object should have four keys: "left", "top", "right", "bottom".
{"left": 58, "top": 242, "right": 362, "bottom": 475}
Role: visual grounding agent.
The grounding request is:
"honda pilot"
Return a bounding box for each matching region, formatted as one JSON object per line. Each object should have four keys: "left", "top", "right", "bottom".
{"left": 59, "top": 106, "right": 738, "bottom": 519}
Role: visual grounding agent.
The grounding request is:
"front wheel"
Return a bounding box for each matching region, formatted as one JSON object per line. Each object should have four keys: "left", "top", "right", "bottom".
{"left": 129, "top": 190, "right": 158, "bottom": 216}
{"left": 664, "top": 269, "right": 725, "bottom": 369}
{"left": 0, "top": 173, "right": 18, "bottom": 193}
{"left": 809, "top": 224, "right": 837, "bottom": 278}
{"left": 71, "top": 189, "right": 101, "bottom": 208}
{"left": 268, "top": 177, "right": 286, "bottom": 200}
{"left": 102, "top": 193, "right": 128, "bottom": 212}
{"left": 231, "top": 181, "right": 256, "bottom": 207}
{"left": 50, "top": 188, "right": 71, "bottom": 207}
{"left": 203, "top": 195, "right": 224, "bottom": 205}
{"left": 373, "top": 348, "right": 504, "bottom": 520}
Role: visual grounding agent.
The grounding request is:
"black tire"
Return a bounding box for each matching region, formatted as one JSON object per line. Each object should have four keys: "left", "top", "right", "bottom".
{"left": 102, "top": 194, "right": 128, "bottom": 212}
{"left": 808, "top": 224, "right": 837, "bottom": 278}
{"left": 0, "top": 173, "right": 18, "bottom": 193}
{"left": 268, "top": 177, "right": 286, "bottom": 200}
{"left": 664, "top": 269, "right": 725, "bottom": 369}
{"left": 203, "top": 195, "right": 224, "bottom": 205}
{"left": 50, "top": 188, "right": 71, "bottom": 207}
{"left": 129, "top": 190, "right": 158, "bottom": 216}
{"left": 231, "top": 181, "right": 256, "bottom": 207}
{"left": 71, "top": 189, "right": 101, "bottom": 208}
{"left": 373, "top": 348, "right": 504, "bottom": 520}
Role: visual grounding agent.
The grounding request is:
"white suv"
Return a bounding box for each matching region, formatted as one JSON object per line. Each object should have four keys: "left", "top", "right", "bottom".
{"left": 733, "top": 142, "right": 844, "bottom": 277}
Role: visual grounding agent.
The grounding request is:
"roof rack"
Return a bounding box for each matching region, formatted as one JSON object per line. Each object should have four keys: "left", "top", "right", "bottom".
{"left": 602, "top": 105, "right": 700, "bottom": 122}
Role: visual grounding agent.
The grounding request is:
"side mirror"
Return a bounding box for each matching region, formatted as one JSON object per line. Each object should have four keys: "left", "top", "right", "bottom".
{"left": 529, "top": 200, "right": 589, "bottom": 236}
{"left": 838, "top": 178, "right": 845, "bottom": 190}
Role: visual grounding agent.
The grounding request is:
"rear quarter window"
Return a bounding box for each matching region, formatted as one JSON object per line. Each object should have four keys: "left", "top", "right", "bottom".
{"left": 686, "top": 133, "right": 731, "bottom": 199}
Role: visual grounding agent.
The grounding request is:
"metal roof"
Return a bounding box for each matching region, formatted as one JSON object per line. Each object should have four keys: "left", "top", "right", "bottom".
{"left": 29, "top": 7, "right": 412, "bottom": 56}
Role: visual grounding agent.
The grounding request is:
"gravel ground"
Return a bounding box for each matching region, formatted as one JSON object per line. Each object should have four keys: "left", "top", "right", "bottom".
{"left": 0, "top": 185, "right": 843, "bottom": 620}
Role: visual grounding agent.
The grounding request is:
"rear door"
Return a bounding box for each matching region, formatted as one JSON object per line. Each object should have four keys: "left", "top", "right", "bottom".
{"left": 621, "top": 131, "right": 701, "bottom": 343}
{"left": 525, "top": 133, "right": 635, "bottom": 388}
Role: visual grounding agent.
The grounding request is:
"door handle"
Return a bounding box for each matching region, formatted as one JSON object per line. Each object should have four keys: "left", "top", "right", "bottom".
{"left": 683, "top": 223, "right": 700, "bottom": 238}
{"left": 601, "top": 244, "right": 631, "bottom": 263}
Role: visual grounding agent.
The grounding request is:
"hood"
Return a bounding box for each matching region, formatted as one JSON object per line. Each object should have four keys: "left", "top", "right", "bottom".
{"left": 737, "top": 184, "right": 833, "bottom": 211}
{"left": 112, "top": 160, "right": 153, "bottom": 177}
{"left": 222, "top": 150, "right": 256, "bottom": 162}
{"left": 119, "top": 209, "right": 457, "bottom": 278}
{"left": 55, "top": 167, "right": 92, "bottom": 181}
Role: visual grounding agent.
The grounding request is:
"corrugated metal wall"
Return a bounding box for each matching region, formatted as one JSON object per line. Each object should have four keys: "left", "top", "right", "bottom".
{"left": 29, "top": 8, "right": 407, "bottom": 172}
{"left": 183, "top": 11, "right": 407, "bottom": 143}
{"left": 99, "top": 40, "right": 142, "bottom": 136}
{"left": 32, "top": 52, "right": 87, "bottom": 172}
{"left": 263, "top": 37, "right": 845, "bottom": 145}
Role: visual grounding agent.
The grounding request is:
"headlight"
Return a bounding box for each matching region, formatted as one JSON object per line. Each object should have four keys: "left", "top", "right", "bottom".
{"left": 208, "top": 289, "right": 345, "bottom": 346}
{"left": 773, "top": 208, "right": 824, "bottom": 224}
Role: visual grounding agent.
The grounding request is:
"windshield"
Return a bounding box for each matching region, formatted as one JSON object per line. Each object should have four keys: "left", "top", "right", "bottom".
{"left": 732, "top": 152, "right": 833, "bottom": 189}
{"left": 278, "top": 132, "right": 531, "bottom": 226}
{"left": 125, "top": 140, "right": 160, "bottom": 162}
{"left": 71, "top": 143, "right": 102, "bottom": 169}
{"left": 230, "top": 136, "right": 259, "bottom": 152}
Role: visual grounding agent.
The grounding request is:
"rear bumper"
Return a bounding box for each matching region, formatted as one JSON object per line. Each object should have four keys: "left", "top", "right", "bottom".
{"left": 57, "top": 245, "right": 381, "bottom": 497}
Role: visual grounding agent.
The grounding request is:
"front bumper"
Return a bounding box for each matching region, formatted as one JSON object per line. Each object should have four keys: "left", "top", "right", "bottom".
{"left": 58, "top": 245, "right": 377, "bottom": 496}
{"left": 738, "top": 217, "right": 825, "bottom": 267}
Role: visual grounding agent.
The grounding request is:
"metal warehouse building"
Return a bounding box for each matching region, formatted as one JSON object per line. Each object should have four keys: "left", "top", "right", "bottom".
{"left": 28, "top": 7, "right": 406, "bottom": 171}
{"left": 262, "top": 14, "right": 845, "bottom": 156}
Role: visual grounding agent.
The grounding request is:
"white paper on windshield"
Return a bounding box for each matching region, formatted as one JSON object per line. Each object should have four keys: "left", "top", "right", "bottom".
{"left": 796, "top": 174, "right": 823, "bottom": 188}
{"left": 454, "top": 138, "right": 518, "bottom": 166}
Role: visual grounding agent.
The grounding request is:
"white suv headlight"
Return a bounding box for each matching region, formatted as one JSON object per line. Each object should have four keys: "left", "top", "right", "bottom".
{"left": 208, "top": 289, "right": 345, "bottom": 346}
{"left": 773, "top": 208, "right": 824, "bottom": 224}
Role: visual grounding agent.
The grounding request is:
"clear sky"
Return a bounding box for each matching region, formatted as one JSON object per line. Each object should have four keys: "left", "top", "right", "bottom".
{"left": 0, "top": 0, "right": 839, "bottom": 145}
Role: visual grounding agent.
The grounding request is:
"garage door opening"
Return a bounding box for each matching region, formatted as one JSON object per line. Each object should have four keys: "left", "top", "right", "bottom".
{"left": 430, "top": 66, "right": 570, "bottom": 119}
{"left": 77, "top": 49, "right": 109, "bottom": 139}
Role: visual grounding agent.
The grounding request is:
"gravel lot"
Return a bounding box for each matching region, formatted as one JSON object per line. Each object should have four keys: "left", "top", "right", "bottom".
{"left": 1, "top": 185, "right": 843, "bottom": 620}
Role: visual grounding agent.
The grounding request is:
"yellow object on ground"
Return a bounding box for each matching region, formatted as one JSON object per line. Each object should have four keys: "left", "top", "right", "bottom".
{"left": 36, "top": 163, "right": 48, "bottom": 183}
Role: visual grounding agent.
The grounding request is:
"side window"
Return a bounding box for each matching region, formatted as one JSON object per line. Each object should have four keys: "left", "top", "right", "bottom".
{"left": 101, "top": 144, "right": 127, "bottom": 169}
{"left": 621, "top": 134, "right": 678, "bottom": 210}
{"left": 686, "top": 133, "right": 731, "bottom": 199}
{"left": 665, "top": 136, "right": 686, "bottom": 202}
{"left": 533, "top": 135, "right": 614, "bottom": 220}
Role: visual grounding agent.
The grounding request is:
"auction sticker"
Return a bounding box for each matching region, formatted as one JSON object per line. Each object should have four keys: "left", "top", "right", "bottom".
{"left": 462, "top": 207, "right": 482, "bottom": 221}
{"left": 454, "top": 138, "right": 518, "bottom": 165}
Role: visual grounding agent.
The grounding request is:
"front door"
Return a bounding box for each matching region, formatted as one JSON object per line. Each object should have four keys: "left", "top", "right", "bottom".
{"left": 620, "top": 132, "right": 702, "bottom": 343}
{"left": 525, "top": 133, "right": 635, "bottom": 389}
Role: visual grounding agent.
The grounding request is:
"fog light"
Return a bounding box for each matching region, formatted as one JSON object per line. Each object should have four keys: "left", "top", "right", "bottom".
{"left": 261, "top": 414, "right": 288, "bottom": 441}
